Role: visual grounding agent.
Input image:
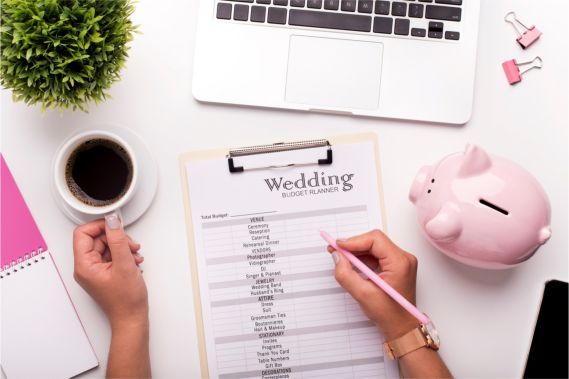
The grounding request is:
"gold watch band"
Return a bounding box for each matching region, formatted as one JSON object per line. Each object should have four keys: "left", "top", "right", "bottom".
{"left": 384, "top": 327, "right": 428, "bottom": 360}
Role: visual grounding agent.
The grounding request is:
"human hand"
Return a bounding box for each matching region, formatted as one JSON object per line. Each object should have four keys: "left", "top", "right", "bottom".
{"left": 73, "top": 214, "right": 148, "bottom": 330}
{"left": 327, "top": 230, "right": 419, "bottom": 341}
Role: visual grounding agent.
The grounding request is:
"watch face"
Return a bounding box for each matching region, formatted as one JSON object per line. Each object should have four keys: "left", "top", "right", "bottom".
{"left": 424, "top": 321, "right": 441, "bottom": 349}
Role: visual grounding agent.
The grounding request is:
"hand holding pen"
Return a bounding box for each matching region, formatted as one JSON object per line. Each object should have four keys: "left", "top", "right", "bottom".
{"left": 322, "top": 230, "right": 426, "bottom": 341}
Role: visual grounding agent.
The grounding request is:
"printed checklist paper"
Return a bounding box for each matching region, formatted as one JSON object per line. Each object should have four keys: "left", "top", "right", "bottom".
{"left": 182, "top": 137, "right": 398, "bottom": 379}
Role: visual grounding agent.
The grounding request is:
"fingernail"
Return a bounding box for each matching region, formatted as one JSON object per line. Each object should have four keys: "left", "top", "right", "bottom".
{"left": 105, "top": 213, "right": 121, "bottom": 230}
{"left": 337, "top": 238, "right": 346, "bottom": 242}
{"left": 134, "top": 252, "right": 143, "bottom": 258}
{"left": 332, "top": 251, "right": 340, "bottom": 265}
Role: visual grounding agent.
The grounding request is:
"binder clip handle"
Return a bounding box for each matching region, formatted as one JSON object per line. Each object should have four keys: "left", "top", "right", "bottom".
{"left": 504, "top": 12, "right": 528, "bottom": 36}
{"left": 227, "top": 139, "right": 333, "bottom": 173}
{"left": 504, "top": 11, "right": 542, "bottom": 49}
{"left": 502, "top": 56, "right": 543, "bottom": 85}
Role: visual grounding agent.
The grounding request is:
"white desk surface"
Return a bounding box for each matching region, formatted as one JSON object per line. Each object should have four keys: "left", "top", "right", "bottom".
{"left": 1, "top": 0, "right": 567, "bottom": 377}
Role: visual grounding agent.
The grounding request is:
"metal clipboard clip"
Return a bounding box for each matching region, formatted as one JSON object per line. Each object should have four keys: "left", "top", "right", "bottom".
{"left": 227, "top": 139, "right": 333, "bottom": 173}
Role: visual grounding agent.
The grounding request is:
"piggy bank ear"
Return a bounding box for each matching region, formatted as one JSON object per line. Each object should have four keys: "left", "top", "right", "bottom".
{"left": 458, "top": 145, "right": 492, "bottom": 178}
{"left": 425, "top": 203, "right": 463, "bottom": 242}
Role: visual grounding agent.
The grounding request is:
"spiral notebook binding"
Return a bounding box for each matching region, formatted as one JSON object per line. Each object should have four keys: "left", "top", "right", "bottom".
{"left": 0, "top": 248, "right": 46, "bottom": 278}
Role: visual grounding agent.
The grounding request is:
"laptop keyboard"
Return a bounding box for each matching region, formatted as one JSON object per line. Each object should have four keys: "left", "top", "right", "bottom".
{"left": 215, "top": 0, "right": 463, "bottom": 41}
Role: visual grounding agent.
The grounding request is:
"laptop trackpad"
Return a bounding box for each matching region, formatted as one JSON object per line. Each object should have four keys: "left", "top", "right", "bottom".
{"left": 285, "top": 36, "right": 384, "bottom": 111}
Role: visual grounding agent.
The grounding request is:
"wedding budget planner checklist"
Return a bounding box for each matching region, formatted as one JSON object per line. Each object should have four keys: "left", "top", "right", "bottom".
{"left": 180, "top": 134, "right": 397, "bottom": 379}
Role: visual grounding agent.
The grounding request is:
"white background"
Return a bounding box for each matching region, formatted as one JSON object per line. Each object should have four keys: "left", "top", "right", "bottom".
{"left": 1, "top": 0, "right": 567, "bottom": 378}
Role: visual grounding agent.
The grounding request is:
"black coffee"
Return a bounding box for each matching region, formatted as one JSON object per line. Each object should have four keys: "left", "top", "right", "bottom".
{"left": 65, "top": 139, "right": 133, "bottom": 207}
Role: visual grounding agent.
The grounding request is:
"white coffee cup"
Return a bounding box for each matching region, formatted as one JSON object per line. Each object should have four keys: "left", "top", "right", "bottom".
{"left": 54, "top": 130, "right": 139, "bottom": 216}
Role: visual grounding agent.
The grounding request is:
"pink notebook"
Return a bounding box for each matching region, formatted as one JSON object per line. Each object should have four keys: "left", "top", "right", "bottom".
{"left": 1, "top": 155, "right": 99, "bottom": 378}
{"left": 1, "top": 156, "right": 47, "bottom": 268}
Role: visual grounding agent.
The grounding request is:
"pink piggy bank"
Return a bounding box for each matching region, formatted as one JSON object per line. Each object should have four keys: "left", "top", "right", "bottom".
{"left": 409, "top": 145, "right": 551, "bottom": 269}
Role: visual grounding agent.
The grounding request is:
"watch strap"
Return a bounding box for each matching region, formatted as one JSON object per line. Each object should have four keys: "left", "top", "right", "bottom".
{"left": 384, "top": 327, "right": 427, "bottom": 360}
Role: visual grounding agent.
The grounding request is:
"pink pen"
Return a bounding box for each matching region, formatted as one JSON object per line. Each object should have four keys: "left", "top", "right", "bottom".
{"left": 320, "top": 231, "right": 430, "bottom": 325}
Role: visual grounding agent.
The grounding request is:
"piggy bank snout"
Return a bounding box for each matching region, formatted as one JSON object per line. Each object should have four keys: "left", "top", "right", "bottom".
{"left": 409, "top": 166, "right": 432, "bottom": 204}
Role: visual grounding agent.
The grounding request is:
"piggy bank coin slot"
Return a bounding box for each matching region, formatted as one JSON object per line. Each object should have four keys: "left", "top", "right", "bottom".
{"left": 479, "top": 199, "right": 509, "bottom": 216}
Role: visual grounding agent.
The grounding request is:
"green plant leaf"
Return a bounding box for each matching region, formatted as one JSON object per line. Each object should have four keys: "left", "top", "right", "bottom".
{"left": 0, "top": 0, "right": 138, "bottom": 112}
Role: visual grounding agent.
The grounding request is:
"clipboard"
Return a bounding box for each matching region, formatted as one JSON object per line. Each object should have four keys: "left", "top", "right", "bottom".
{"left": 179, "top": 132, "right": 389, "bottom": 379}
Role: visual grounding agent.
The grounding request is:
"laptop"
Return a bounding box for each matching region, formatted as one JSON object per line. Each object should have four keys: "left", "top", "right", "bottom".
{"left": 192, "top": 0, "right": 481, "bottom": 124}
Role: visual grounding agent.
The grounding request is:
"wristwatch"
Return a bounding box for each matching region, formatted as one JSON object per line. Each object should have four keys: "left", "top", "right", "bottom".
{"left": 383, "top": 321, "right": 440, "bottom": 360}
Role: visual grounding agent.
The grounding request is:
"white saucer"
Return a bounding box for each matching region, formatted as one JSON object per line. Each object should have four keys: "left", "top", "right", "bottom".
{"left": 51, "top": 125, "right": 158, "bottom": 227}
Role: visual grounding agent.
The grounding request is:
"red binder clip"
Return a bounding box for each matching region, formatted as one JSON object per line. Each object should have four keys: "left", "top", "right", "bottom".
{"left": 505, "top": 12, "right": 542, "bottom": 49}
{"left": 502, "top": 56, "right": 543, "bottom": 85}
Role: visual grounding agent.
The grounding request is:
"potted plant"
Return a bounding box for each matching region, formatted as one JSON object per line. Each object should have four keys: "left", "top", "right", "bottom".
{"left": 0, "top": 0, "right": 136, "bottom": 112}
